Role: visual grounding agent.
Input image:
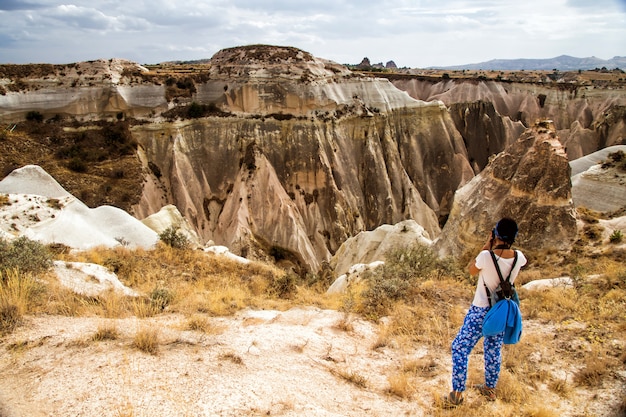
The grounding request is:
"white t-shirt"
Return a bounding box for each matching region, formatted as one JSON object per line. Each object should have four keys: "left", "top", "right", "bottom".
{"left": 472, "top": 250, "right": 527, "bottom": 308}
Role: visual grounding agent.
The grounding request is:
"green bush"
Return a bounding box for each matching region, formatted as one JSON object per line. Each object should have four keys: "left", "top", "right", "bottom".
{"left": 158, "top": 226, "right": 189, "bottom": 249}
{"left": 67, "top": 157, "right": 87, "bottom": 172}
{"left": 187, "top": 102, "right": 205, "bottom": 118}
{"left": 0, "top": 237, "right": 52, "bottom": 277}
{"left": 360, "top": 244, "right": 459, "bottom": 319}
{"left": 150, "top": 287, "right": 174, "bottom": 311}
{"left": 25, "top": 110, "right": 44, "bottom": 122}
{"left": 270, "top": 272, "right": 298, "bottom": 299}
{"left": 609, "top": 230, "right": 623, "bottom": 243}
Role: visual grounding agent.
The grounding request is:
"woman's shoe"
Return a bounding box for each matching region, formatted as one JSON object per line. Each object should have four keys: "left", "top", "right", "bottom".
{"left": 473, "top": 384, "right": 496, "bottom": 401}
{"left": 442, "top": 391, "right": 464, "bottom": 408}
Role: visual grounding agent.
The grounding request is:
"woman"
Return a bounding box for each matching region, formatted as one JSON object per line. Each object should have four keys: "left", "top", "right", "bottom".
{"left": 444, "top": 218, "right": 527, "bottom": 407}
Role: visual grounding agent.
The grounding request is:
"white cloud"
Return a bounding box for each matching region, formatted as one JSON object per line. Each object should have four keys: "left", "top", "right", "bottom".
{"left": 0, "top": 0, "right": 624, "bottom": 66}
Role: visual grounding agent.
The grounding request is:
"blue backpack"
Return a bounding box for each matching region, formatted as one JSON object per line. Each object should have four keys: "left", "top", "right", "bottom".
{"left": 482, "top": 299, "right": 522, "bottom": 344}
{"left": 482, "top": 250, "right": 522, "bottom": 344}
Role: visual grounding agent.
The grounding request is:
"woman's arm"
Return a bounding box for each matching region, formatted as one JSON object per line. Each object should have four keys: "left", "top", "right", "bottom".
{"left": 468, "top": 233, "right": 494, "bottom": 276}
{"left": 469, "top": 259, "right": 480, "bottom": 276}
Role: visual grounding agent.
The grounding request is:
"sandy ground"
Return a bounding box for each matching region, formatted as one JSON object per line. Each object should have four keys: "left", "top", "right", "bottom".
{"left": 0, "top": 309, "right": 435, "bottom": 417}
{"left": 1, "top": 308, "right": 624, "bottom": 417}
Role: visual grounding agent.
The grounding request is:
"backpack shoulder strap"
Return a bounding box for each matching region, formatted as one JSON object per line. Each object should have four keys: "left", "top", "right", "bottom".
{"left": 489, "top": 250, "right": 518, "bottom": 284}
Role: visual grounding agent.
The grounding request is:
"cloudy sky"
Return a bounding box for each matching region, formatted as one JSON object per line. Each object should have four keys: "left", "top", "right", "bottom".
{"left": 0, "top": 0, "right": 624, "bottom": 67}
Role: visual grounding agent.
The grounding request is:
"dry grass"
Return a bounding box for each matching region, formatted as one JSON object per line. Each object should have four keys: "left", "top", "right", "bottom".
{"left": 2, "top": 240, "right": 625, "bottom": 416}
{"left": 386, "top": 371, "right": 413, "bottom": 398}
{"left": 185, "top": 314, "right": 215, "bottom": 333}
{"left": 548, "top": 376, "right": 572, "bottom": 397}
{"left": 333, "top": 314, "right": 354, "bottom": 332}
{"left": 519, "top": 407, "right": 561, "bottom": 417}
{"left": 132, "top": 326, "right": 159, "bottom": 355}
{"left": 219, "top": 352, "right": 244, "bottom": 365}
{"left": 51, "top": 244, "right": 306, "bottom": 318}
{"left": 329, "top": 367, "right": 368, "bottom": 389}
{"left": 0, "top": 269, "right": 43, "bottom": 333}
{"left": 402, "top": 356, "right": 440, "bottom": 378}
{"left": 92, "top": 323, "right": 119, "bottom": 341}
{"left": 380, "top": 279, "right": 470, "bottom": 349}
{"left": 574, "top": 354, "right": 615, "bottom": 387}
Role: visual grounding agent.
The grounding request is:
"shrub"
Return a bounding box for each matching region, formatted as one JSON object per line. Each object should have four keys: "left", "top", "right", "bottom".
{"left": 609, "top": 230, "right": 623, "bottom": 243}
{"left": 149, "top": 287, "right": 174, "bottom": 311}
{"left": 0, "top": 270, "right": 42, "bottom": 334}
{"left": 186, "top": 315, "right": 212, "bottom": 333}
{"left": 0, "top": 236, "right": 52, "bottom": 276}
{"left": 0, "top": 302, "right": 20, "bottom": 334}
{"left": 158, "top": 226, "right": 189, "bottom": 249}
{"left": 92, "top": 324, "right": 119, "bottom": 341}
{"left": 67, "top": 157, "right": 87, "bottom": 173}
{"left": 583, "top": 224, "right": 603, "bottom": 241}
{"left": 46, "top": 198, "right": 63, "bottom": 210}
{"left": 269, "top": 272, "right": 298, "bottom": 299}
{"left": 358, "top": 244, "right": 462, "bottom": 319}
{"left": 148, "top": 161, "right": 162, "bottom": 178}
{"left": 132, "top": 327, "right": 159, "bottom": 355}
{"left": 25, "top": 110, "right": 44, "bottom": 122}
{"left": 188, "top": 102, "right": 205, "bottom": 118}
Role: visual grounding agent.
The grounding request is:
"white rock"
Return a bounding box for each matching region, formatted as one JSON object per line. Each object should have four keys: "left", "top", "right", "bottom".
{"left": 53, "top": 261, "right": 138, "bottom": 297}
{"left": 204, "top": 245, "right": 251, "bottom": 264}
{"left": 522, "top": 277, "right": 573, "bottom": 291}
{"left": 327, "top": 260, "right": 385, "bottom": 294}
{"left": 331, "top": 220, "right": 431, "bottom": 277}
{"left": 0, "top": 165, "right": 158, "bottom": 250}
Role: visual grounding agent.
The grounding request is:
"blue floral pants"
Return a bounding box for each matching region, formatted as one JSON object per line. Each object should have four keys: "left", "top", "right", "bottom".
{"left": 451, "top": 305, "right": 504, "bottom": 392}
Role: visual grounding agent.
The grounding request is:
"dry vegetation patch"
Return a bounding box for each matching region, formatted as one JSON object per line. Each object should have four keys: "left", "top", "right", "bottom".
{"left": 0, "top": 240, "right": 625, "bottom": 416}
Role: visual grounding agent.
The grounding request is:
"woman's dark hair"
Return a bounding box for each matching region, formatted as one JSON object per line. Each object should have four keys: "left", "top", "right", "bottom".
{"left": 494, "top": 218, "right": 518, "bottom": 244}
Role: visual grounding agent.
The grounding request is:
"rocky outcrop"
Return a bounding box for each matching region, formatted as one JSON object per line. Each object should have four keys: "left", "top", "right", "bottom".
{"left": 132, "top": 104, "right": 472, "bottom": 272}
{"left": 4, "top": 46, "right": 622, "bottom": 273}
{"left": 202, "top": 45, "right": 418, "bottom": 116}
{"left": 434, "top": 120, "right": 578, "bottom": 257}
{"left": 141, "top": 204, "right": 203, "bottom": 248}
{"left": 570, "top": 146, "right": 626, "bottom": 213}
{"left": 0, "top": 46, "right": 476, "bottom": 273}
{"left": 448, "top": 100, "right": 526, "bottom": 173}
{"left": 0, "top": 165, "right": 158, "bottom": 250}
{"left": 391, "top": 77, "right": 626, "bottom": 162}
{"left": 0, "top": 59, "right": 166, "bottom": 121}
{"left": 329, "top": 220, "right": 431, "bottom": 277}
{"left": 123, "top": 46, "right": 478, "bottom": 273}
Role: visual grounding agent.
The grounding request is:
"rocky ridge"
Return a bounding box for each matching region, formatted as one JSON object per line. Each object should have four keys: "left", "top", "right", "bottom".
{"left": 389, "top": 76, "right": 626, "bottom": 164}
{"left": 435, "top": 120, "right": 577, "bottom": 258}
{"left": 1, "top": 45, "right": 625, "bottom": 273}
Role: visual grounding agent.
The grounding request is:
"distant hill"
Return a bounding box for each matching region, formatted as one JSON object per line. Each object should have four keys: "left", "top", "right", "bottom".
{"left": 432, "top": 55, "right": 626, "bottom": 71}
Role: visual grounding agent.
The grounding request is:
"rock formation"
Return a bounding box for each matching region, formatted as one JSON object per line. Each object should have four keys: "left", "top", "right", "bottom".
{"left": 390, "top": 77, "right": 626, "bottom": 164}
{"left": 0, "top": 165, "right": 158, "bottom": 250}
{"left": 2, "top": 45, "right": 624, "bottom": 273}
{"left": 330, "top": 219, "right": 432, "bottom": 277}
{"left": 434, "top": 120, "right": 578, "bottom": 258}
{"left": 128, "top": 46, "right": 474, "bottom": 273}
{"left": 571, "top": 146, "right": 626, "bottom": 213}
{"left": 0, "top": 59, "right": 164, "bottom": 121}
{"left": 141, "top": 204, "right": 203, "bottom": 248}
{"left": 356, "top": 58, "right": 371, "bottom": 70}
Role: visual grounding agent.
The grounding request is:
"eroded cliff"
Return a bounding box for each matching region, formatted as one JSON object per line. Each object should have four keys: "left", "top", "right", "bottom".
{"left": 434, "top": 120, "right": 577, "bottom": 258}
{"left": 132, "top": 105, "right": 472, "bottom": 272}
{"left": 2, "top": 46, "right": 624, "bottom": 273}
{"left": 390, "top": 76, "right": 626, "bottom": 165}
